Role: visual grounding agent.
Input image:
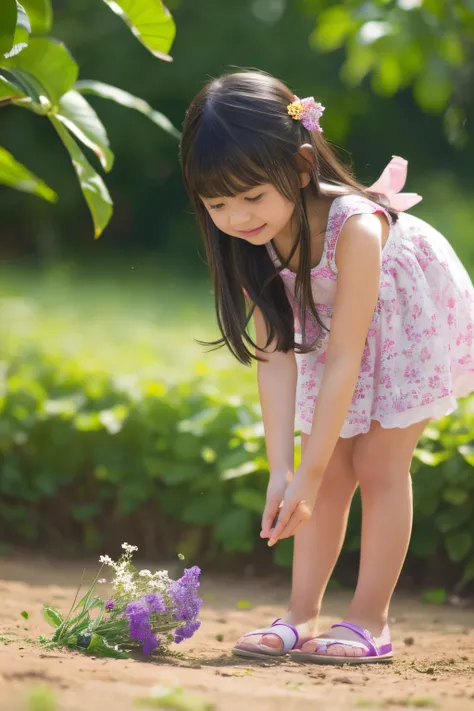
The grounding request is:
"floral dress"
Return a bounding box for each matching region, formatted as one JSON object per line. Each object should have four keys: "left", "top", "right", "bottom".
{"left": 265, "top": 188, "right": 474, "bottom": 438}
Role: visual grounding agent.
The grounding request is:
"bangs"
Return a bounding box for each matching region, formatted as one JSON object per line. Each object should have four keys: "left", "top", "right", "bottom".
{"left": 185, "top": 114, "right": 283, "bottom": 199}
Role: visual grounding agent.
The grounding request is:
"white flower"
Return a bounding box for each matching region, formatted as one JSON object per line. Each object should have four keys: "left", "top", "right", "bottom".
{"left": 139, "top": 570, "right": 152, "bottom": 577}
{"left": 98, "top": 578, "right": 107, "bottom": 584}
{"left": 99, "top": 555, "right": 114, "bottom": 566}
{"left": 121, "top": 542, "right": 138, "bottom": 554}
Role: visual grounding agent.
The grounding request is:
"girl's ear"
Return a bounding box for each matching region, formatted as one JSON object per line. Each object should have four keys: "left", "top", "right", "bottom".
{"left": 295, "top": 143, "right": 315, "bottom": 188}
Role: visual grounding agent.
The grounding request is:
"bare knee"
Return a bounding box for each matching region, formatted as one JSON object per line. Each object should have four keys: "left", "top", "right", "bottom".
{"left": 352, "top": 433, "right": 411, "bottom": 492}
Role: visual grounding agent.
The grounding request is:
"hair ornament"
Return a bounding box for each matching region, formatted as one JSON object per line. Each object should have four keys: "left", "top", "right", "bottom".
{"left": 287, "top": 95, "right": 325, "bottom": 132}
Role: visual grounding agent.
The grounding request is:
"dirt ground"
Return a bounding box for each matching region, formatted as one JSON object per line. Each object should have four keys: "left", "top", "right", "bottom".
{"left": 1, "top": 552, "right": 474, "bottom": 711}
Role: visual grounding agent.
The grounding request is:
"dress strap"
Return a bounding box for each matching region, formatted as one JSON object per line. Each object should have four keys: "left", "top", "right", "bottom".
{"left": 325, "top": 195, "right": 392, "bottom": 275}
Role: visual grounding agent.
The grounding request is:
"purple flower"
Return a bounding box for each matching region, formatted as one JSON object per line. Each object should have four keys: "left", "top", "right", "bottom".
{"left": 125, "top": 599, "right": 153, "bottom": 646}
{"left": 142, "top": 633, "right": 159, "bottom": 655}
{"left": 174, "top": 620, "right": 201, "bottom": 644}
{"left": 169, "top": 566, "right": 202, "bottom": 623}
{"left": 143, "top": 593, "right": 166, "bottom": 613}
{"left": 105, "top": 599, "right": 115, "bottom": 611}
{"left": 124, "top": 595, "right": 166, "bottom": 655}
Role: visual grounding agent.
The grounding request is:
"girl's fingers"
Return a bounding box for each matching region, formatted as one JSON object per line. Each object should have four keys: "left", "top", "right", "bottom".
{"left": 273, "top": 511, "right": 305, "bottom": 542}
{"left": 268, "top": 503, "right": 298, "bottom": 544}
{"left": 268, "top": 502, "right": 311, "bottom": 545}
{"left": 261, "top": 501, "right": 281, "bottom": 538}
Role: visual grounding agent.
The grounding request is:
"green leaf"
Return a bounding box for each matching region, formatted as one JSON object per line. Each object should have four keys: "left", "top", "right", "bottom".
{"left": 0, "top": 0, "right": 17, "bottom": 56}
{"left": 20, "top": 610, "right": 29, "bottom": 619}
{"left": 273, "top": 537, "right": 294, "bottom": 567}
{"left": 445, "top": 532, "right": 472, "bottom": 562}
{"left": 6, "top": 2, "right": 31, "bottom": 59}
{"left": 371, "top": 53, "right": 402, "bottom": 97}
{"left": 414, "top": 448, "right": 451, "bottom": 466}
{"left": 413, "top": 63, "right": 453, "bottom": 113}
{"left": 56, "top": 90, "right": 114, "bottom": 171}
{"left": 421, "top": 588, "right": 447, "bottom": 605}
{"left": 232, "top": 488, "right": 266, "bottom": 514}
{"left": 83, "top": 632, "right": 129, "bottom": 659}
{"left": 0, "top": 146, "right": 57, "bottom": 201}
{"left": 50, "top": 117, "right": 113, "bottom": 238}
{"left": 74, "top": 80, "right": 180, "bottom": 139}
{"left": 43, "top": 605, "right": 64, "bottom": 628}
{"left": 435, "top": 505, "right": 471, "bottom": 533}
{"left": 1, "top": 37, "right": 78, "bottom": 106}
{"left": 213, "top": 509, "right": 254, "bottom": 552}
{"left": 221, "top": 457, "right": 268, "bottom": 481}
{"left": 310, "top": 5, "right": 355, "bottom": 53}
{"left": 0, "top": 67, "right": 45, "bottom": 105}
{"left": 442, "top": 488, "right": 468, "bottom": 506}
{"left": 20, "top": 0, "right": 52, "bottom": 34}
{"left": 0, "top": 72, "right": 25, "bottom": 100}
{"left": 100, "top": 0, "right": 176, "bottom": 61}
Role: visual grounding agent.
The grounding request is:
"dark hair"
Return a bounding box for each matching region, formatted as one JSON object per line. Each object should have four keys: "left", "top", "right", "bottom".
{"left": 180, "top": 70, "right": 397, "bottom": 365}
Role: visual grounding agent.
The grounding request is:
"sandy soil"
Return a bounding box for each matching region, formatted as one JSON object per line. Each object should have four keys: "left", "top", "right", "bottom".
{"left": 0, "top": 552, "right": 473, "bottom": 711}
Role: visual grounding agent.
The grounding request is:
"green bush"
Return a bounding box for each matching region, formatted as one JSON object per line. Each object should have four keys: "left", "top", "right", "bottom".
{"left": 1, "top": 343, "right": 474, "bottom": 590}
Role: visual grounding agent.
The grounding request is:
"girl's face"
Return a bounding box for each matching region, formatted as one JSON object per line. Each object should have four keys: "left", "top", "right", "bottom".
{"left": 200, "top": 183, "right": 296, "bottom": 245}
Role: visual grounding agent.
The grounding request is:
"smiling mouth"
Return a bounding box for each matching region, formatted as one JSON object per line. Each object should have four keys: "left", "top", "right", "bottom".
{"left": 238, "top": 224, "right": 266, "bottom": 236}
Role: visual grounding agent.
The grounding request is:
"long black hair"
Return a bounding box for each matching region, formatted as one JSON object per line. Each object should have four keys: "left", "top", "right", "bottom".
{"left": 180, "top": 70, "right": 397, "bottom": 365}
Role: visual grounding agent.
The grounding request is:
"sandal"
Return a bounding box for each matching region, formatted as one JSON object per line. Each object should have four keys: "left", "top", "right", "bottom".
{"left": 232, "top": 618, "right": 302, "bottom": 659}
{"left": 288, "top": 621, "right": 393, "bottom": 665}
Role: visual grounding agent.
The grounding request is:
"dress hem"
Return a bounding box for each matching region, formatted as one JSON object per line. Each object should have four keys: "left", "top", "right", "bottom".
{"left": 295, "top": 375, "right": 474, "bottom": 438}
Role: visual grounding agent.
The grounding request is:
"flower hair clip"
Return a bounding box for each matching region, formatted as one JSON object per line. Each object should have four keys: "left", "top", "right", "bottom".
{"left": 287, "top": 95, "right": 325, "bottom": 132}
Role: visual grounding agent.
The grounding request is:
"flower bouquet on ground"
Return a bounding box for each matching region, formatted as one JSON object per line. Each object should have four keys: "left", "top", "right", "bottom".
{"left": 39, "top": 543, "right": 202, "bottom": 659}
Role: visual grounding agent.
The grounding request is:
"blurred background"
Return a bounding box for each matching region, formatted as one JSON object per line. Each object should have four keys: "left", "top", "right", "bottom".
{"left": 1, "top": 0, "right": 474, "bottom": 595}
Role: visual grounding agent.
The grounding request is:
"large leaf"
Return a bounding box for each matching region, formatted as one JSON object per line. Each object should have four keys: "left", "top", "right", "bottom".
{"left": 51, "top": 117, "right": 113, "bottom": 238}
{"left": 0, "top": 0, "right": 18, "bottom": 56}
{"left": 5, "top": 2, "right": 31, "bottom": 59}
{"left": 1, "top": 37, "right": 78, "bottom": 106}
{"left": 0, "top": 145, "right": 57, "bottom": 201}
{"left": 74, "top": 80, "right": 180, "bottom": 139}
{"left": 101, "top": 0, "right": 175, "bottom": 61}
{"left": 56, "top": 90, "right": 114, "bottom": 171}
{"left": 43, "top": 605, "right": 64, "bottom": 628}
{"left": 21, "top": 0, "right": 52, "bottom": 34}
{"left": 0, "top": 73, "right": 25, "bottom": 100}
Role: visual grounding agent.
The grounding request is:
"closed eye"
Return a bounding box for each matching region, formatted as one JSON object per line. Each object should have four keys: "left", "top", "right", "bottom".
{"left": 245, "top": 193, "right": 264, "bottom": 202}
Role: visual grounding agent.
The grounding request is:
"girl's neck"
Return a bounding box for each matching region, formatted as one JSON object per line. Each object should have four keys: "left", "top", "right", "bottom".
{"left": 271, "top": 186, "right": 338, "bottom": 272}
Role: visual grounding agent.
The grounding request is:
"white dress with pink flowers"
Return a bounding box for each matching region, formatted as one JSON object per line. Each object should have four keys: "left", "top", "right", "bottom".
{"left": 266, "top": 193, "right": 474, "bottom": 438}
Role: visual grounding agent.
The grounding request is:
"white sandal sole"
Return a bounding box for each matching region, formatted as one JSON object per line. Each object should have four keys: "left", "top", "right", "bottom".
{"left": 289, "top": 650, "right": 393, "bottom": 665}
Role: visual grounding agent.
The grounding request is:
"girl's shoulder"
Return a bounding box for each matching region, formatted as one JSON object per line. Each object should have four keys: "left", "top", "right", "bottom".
{"left": 326, "top": 192, "right": 392, "bottom": 237}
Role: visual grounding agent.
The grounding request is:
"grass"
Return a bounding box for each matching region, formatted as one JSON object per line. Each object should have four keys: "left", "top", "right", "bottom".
{"left": 0, "top": 263, "right": 258, "bottom": 399}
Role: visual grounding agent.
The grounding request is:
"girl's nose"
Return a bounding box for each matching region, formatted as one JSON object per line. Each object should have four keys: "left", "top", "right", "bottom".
{"left": 229, "top": 210, "right": 252, "bottom": 228}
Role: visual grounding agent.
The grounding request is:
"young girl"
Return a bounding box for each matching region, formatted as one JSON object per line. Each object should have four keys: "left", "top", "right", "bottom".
{"left": 180, "top": 70, "right": 474, "bottom": 664}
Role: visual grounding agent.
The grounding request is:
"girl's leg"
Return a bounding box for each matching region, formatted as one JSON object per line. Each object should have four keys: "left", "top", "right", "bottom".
{"left": 237, "top": 432, "right": 358, "bottom": 650}
{"left": 298, "top": 418, "right": 429, "bottom": 656}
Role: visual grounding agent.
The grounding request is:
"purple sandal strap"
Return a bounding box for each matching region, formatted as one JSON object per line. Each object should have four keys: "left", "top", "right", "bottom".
{"left": 330, "top": 622, "right": 378, "bottom": 656}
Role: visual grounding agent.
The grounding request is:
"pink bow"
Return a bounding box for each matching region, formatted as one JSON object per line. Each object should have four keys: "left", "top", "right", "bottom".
{"left": 369, "top": 155, "right": 422, "bottom": 212}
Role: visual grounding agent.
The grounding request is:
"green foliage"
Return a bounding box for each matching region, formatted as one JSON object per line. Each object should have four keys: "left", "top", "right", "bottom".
{"left": 100, "top": 0, "right": 176, "bottom": 61}
{"left": 1, "top": 339, "right": 474, "bottom": 587}
{"left": 309, "top": 0, "right": 474, "bottom": 146}
{"left": 0, "top": 0, "right": 178, "bottom": 237}
{"left": 0, "top": 145, "right": 57, "bottom": 201}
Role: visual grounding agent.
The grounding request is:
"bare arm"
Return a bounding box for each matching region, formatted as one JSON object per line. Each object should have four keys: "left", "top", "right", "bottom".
{"left": 268, "top": 212, "right": 389, "bottom": 545}
{"left": 253, "top": 303, "right": 297, "bottom": 474}
{"left": 249, "top": 298, "right": 297, "bottom": 536}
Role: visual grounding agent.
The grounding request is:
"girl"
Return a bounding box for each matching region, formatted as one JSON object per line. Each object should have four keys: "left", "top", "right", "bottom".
{"left": 180, "top": 70, "right": 474, "bottom": 664}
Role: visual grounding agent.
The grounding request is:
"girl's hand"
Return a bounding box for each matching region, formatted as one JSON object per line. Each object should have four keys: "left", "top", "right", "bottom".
{"left": 267, "top": 468, "right": 321, "bottom": 546}
{"left": 260, "top": 469, "right": 293, "bottom": 540}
